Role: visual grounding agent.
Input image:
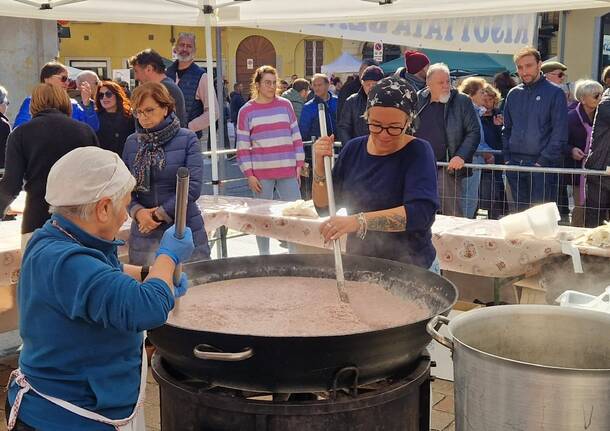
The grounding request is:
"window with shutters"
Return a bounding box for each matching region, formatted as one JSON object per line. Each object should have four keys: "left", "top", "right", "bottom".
{"left": 305, "top": 40, "right": 324, "bottom": 77}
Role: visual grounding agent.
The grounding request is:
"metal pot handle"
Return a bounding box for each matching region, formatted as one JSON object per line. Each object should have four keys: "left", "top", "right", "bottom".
{"left": 426, "top": 315, "right": 454, "bottom": 351}
{"left": 193, "top": 344, "right": 254, "bottom": 362}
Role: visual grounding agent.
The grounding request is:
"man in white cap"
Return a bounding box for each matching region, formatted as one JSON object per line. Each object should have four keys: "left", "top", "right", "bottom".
{"left": 5, "top": 147, "right": 194, "bottom": 431}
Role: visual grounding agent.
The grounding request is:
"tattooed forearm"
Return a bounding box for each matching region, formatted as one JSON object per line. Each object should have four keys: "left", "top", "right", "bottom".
{"left": 366, "top": 214, "right": 407, "bottom": 232}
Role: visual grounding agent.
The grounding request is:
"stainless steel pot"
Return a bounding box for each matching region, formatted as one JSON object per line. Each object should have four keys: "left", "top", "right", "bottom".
{"left": 427, "top": 305, "right": 610, "bottom": 431}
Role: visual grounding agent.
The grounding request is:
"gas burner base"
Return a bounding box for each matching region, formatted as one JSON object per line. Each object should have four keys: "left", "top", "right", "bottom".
{"left": 151, "top": 353, "right": 431, "bottom": 431}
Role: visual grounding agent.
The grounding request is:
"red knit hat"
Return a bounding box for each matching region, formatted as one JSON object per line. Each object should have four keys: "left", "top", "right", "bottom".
{"left": 404, "top": 50, "right": 430, "bottom": 74}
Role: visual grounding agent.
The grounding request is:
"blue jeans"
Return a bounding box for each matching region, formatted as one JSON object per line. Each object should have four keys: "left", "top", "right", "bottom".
{"left": 505, "top": 160, "right": 558, "bottom": 213}
{"left": 254, "top": 177, "right": 302, "bottom": 255}
{"left": 461, "top": 155, "right": 484, "bottom": 219}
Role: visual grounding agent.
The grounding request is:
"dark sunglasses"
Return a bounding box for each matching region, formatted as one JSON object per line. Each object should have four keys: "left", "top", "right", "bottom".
{"left": 54, "top": 74, "right": 69, "bottom": 83}
{"left": 97, "top": 90, "right": 114, "bottom": 99}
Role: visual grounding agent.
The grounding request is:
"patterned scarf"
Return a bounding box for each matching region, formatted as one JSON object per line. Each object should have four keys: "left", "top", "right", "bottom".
{"left": 133, "top": 114, "right": 181, "bottom": 191}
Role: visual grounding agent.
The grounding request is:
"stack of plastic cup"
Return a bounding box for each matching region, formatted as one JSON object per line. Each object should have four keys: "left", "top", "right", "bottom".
{"left": 500, "top": 202, "right": 561, "bottom": 239}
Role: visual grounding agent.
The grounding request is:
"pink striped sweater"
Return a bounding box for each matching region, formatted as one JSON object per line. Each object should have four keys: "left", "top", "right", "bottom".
{"left": 236, "top": 97, "right": 305, "bottom": 179}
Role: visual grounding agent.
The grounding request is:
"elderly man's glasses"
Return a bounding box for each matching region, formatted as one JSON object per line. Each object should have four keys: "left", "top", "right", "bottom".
{"left": 593, "top": 93, "right": 602, "bottom": 99}
{"left": 367, "top": 123, "right": 406, "bottom": 136}
{"left": 98, "top": 90, "right": 114, "bottom": 99}
{"left": 134, "top": 106, "right": 160, "bottom": 118}
{"left": 548, "top": 71, "right": 565, "bottom": 79}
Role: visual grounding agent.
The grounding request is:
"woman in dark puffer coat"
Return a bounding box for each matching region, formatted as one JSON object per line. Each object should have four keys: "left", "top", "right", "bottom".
{"left": 122, "top": 82, "right": 209, "bottom": 265}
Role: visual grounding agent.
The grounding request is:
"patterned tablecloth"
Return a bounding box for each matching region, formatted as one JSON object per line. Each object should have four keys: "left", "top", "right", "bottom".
{"left": 1, "top": 194, "right": 608, "bottom": 285}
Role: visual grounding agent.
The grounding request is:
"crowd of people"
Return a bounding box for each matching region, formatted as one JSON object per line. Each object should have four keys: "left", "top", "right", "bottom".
{"left": 230, "top": 46, "right": 610, "bottom": 230}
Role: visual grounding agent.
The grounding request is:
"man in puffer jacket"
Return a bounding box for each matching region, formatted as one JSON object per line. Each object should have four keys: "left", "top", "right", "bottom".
{"left": 584, "top": 88, "right": 610, "bottom": 227}
{"left": 415, "top": 63, "right": 480, "bottom": 217}
{"left": 502, "top": 47, "right": 568, "bottom": 212}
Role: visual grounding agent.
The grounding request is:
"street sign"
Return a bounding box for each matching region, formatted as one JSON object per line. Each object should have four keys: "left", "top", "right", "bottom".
{"left": 373, "top": 42, "right": 384, "bottom": 62}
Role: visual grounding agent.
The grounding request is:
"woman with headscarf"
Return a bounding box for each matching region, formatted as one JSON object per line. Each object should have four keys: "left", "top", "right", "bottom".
{"left": 312, "top": 76, "right": 440, "bottom": 272}
{"left": 122, "top": 82, "right": 209, "bottom": 266}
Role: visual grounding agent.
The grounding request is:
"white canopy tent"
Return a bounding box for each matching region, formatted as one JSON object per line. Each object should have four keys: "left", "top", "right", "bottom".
{"left": 321, "top": 52, "right": 362, "bottom": 75}
{"left": 1, "top": 0, "right": 610, "bottom": 195}
{"left": 1, "top": 0, "right": 610, "bottom": 26}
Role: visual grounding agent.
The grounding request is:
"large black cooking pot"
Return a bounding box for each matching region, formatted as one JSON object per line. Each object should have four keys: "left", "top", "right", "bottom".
{"left": 148, "top": 254, "right": 457, "bottom": 393}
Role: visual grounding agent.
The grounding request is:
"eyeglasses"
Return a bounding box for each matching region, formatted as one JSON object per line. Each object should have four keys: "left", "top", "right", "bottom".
{"left": 548, "top": 71, "right": 565, "bottom": 78}
{"left": 134, "top": 106, "right": 161, "bottom": 118}
{"left": 98, "top": 90, "right": 114, "bottom": 99}
{"left": 367, "top": 123, "right": 406, "bottom": 136}
{"left": 53, "top": 74, "right": 69, "bottom": 83}
{"left": 593, "top": 93, "right": 602, "bottom": 99}
{"left": 261, "top": 80, "right": 277, "bottom": 87}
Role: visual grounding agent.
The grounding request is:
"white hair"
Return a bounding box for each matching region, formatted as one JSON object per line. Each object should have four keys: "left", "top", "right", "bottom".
{"left": 177, "top": 32, "right": 196, "bottom": 50}
{"left": 75, "top": 70, "right": 100, "bottom": 86}
{"left": 49, "top": 177, "right": 135, "bottom": 221}
{"left": 0, "top": 85, "right": 7, "bottom": 105}
{"left": 574, "top": 79, "right": 603, "bottom": 102}
{"left": 426, "top": 63, "right": 450, "bottom": 80}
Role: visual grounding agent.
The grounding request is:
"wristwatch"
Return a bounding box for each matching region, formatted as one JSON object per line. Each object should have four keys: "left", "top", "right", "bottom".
{"left": 140, "top": 265, "right": 150, "bottom": 281}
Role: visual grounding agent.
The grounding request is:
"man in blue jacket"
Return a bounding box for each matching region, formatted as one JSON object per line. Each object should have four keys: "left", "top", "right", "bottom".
{"left": 6, "top": 147, "right": 194, "bottom": 430}
{"left": 502, "top": 47, "right": 568, "bottom": 211}
{"left": 299, "top": 74, "right": 338, "bottom": 141}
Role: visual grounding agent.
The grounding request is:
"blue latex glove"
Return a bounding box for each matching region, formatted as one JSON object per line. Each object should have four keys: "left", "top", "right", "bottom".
{"left": 174, "top": 272, "right": 189, "bottom": 298}
{"left": 156, "top": 225, "right": 194, "bottom": 264}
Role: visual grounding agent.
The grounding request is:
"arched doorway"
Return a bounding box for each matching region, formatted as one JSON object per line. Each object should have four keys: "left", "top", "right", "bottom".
{"left": 236, "top": 35, "right": 277, "bottom": 99}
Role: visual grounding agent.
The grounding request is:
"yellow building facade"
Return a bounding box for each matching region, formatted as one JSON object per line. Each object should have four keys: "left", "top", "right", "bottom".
{"left": 562, "top": 7, "right": 610, "bottom": 81}
{"left": 58, "top": 22, "right": 344, "bottom": 86}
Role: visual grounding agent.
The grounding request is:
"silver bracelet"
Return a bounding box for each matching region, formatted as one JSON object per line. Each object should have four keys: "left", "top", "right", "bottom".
{"left": 356, "top": 212, "right": 368, "bottom": 240}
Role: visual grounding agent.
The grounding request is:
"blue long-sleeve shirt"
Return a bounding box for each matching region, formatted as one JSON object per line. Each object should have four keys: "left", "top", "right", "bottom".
{"left": 501, "top": 76, "right": 568, "bottom": 166}
{"left": 8, "top": 214, "right": 174, "bottom": 430}
{"left": 323, "top": 136, "right": 439, "bottom": 269}
{"left": 14, "top": 96, "right": 99, "bottom": 131}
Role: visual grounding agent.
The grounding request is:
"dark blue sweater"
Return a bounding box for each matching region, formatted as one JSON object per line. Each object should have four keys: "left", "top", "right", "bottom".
{"left": 9, "top": 214, "right": 174, "bottom": 430}
{"left": 330, "top": 136, "right": 439, "bottom": 268}
{"left": 502, "top": 76, "right": 568, "bottom": 166}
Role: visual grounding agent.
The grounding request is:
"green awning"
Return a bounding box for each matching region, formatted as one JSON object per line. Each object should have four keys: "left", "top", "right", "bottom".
{"left": 380, "top": 49, "right": 515, "bottom": 77}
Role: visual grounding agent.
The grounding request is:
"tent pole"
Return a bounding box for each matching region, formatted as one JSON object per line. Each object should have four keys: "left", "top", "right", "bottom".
{"left": 204, "top": 7, "right": 219, "bottom": 196}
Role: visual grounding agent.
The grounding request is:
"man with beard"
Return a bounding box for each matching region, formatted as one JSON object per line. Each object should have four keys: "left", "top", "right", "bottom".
{"left": 165, "top": 33, "right": 219, "bottom": 137}
{"left": 502, "top": 47, "right": 568, "bottom": 211}
{"left": 415, "top": 63, "right": 480, "bottom": 216}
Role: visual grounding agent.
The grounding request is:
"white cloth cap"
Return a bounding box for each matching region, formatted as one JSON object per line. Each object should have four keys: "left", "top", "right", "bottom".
{"left": 46, "top": 146, "right": 136, "bottom": 206}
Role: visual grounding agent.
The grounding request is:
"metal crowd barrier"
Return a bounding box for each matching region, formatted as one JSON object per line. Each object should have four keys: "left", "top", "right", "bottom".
{"left": 436, "top": 161, "right": 610, "bottom": 228}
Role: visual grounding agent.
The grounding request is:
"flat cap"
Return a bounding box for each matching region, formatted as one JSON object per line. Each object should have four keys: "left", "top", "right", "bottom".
{"left": 541, "top": 61, "right": 567, "bottom": 74}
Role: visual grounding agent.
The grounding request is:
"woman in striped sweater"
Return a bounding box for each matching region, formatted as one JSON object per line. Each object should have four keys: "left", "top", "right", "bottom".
{"left": 236, "top": 65, "right": 305, "bottom": 255}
